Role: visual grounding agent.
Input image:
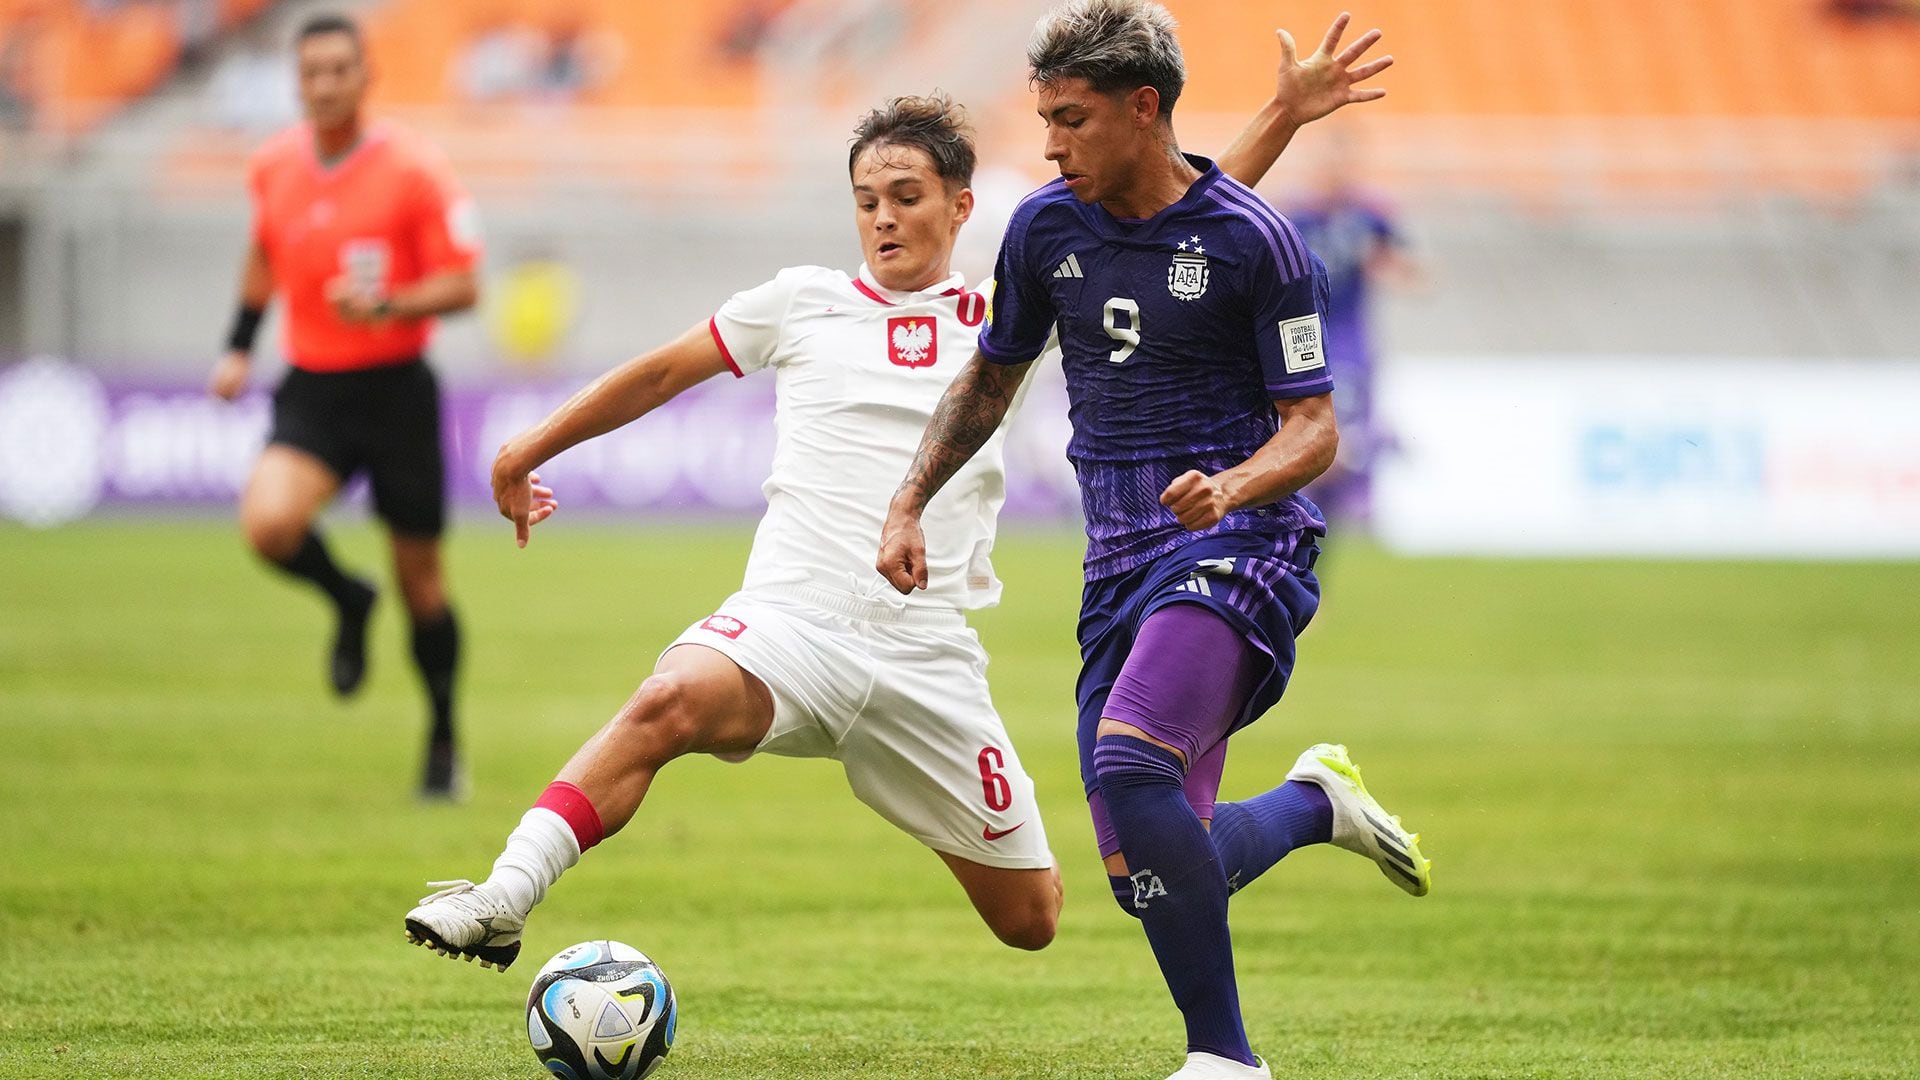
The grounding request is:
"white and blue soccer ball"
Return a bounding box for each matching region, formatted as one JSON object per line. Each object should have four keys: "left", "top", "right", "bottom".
{"left": 525, "top": 940, "right": 677, "bottom": 1080}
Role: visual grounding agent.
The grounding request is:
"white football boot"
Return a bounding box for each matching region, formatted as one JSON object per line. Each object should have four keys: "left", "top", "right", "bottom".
{"left": 1165, "top": 1052, "right": 1271, "bottom": 1079}
{"left": 402, "top": 880, "right": 524, "bottom": 970}
{"left": 1287, "top": 742, "right": 1432, "bottom": 897}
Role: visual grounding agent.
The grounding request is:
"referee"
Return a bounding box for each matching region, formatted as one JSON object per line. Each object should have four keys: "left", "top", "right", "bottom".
{"left": 209, "top": 13, "right": 481, "bottom": 799}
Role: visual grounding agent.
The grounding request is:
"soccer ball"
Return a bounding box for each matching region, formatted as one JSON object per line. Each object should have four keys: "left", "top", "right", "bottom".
{"left": 525, "top": 940, "right": 677, "bottom": 1079}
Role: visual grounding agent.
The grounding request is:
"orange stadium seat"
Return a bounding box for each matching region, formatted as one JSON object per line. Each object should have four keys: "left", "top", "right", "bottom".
{"left": 1161, "top": 0, "right": 1920, "bottom": 119}
{"left": 217, "top": 0, "right": 271, "bottom": 26}
{"left": 151, "top": 0, "right": 1920, "bottom": 204}
{"left": 338, "top": 0, "right": 776, "bottom": 197}
{"left": 1129, "top": 0, "right": 1920, "bottom": 202}
{"left": 362, "top": 0, "right": 765, "bottom": 109}
{"left": 39, "top": 3, "right": 179, "bottom": 133}
{"left": 1, "top": 0, "right": 279, "bottom": 134}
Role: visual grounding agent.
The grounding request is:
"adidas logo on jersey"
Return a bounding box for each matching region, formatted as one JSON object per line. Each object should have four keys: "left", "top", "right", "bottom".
{"left": 1052, "top": 254, "right": 1084, "bottom": 279}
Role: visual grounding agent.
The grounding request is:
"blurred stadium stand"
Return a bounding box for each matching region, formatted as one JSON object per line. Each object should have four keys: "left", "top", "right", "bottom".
{"left": 0, "top": 0, "right": 274, "bottom": 133}
{"left": 1, "top": 0, "right": 1917, "bottom": 372}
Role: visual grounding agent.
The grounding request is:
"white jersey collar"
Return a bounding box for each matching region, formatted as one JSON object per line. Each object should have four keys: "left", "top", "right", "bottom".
{"left": 853, "top": 264, "right": 967, "bottom": 307}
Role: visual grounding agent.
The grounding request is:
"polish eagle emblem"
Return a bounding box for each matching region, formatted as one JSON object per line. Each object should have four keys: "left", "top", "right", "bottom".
{"left": 887, "top": 316, "right": 937, "bottom": 368}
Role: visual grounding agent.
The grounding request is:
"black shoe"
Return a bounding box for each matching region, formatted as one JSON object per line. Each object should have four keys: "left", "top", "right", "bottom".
{"left": 330, "top": 579, "right": 377, "bottom": 697}
{"left": 419, "top": 739, "right": 466, "bottom": 802}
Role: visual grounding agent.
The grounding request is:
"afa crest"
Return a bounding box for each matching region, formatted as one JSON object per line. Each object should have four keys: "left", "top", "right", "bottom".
{"left": 1167, "top": 236, "right": 1209, "bottom": 301}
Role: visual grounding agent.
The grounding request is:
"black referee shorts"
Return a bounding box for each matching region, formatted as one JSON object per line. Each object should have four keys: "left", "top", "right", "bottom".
{"left": 268, "top": 357, "right": 447, "bottom": 538}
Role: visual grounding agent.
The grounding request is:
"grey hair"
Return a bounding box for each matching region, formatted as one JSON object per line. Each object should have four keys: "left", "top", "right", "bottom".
{"left": 1027, "top": 0, "right": 1186, "bottom": 119}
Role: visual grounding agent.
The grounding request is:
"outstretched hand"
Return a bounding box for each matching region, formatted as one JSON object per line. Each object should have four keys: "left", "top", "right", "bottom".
{"left": 1273, "top": 11, "right": 1393, "bottom": 125}
{"left": 492, "top": 452, "right": 559, "bottom": 548}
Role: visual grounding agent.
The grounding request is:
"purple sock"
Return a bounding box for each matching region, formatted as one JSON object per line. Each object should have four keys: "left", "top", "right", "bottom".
{"left": 1090, "top": 738, "right": 1227, "bottom": 863}
{"left": 1212, "top": 781, "right": 1332, "bottom": 895}
{"left": 1103, "top": 739, "right": 1228, "bottom": 920}
{"left": 1094, "top": 734, "right": 1254, "bottom": 1067}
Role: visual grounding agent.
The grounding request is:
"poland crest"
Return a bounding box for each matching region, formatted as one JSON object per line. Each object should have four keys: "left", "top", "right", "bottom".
{"left": 1167, "top": 236, "right": 1209, "bottom": 300}
{"left": 887, "top": 316, "right": 937, "bottom": 368}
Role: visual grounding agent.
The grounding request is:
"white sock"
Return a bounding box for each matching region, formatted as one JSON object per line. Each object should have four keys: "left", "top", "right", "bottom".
{"left": 481, "top": 808, "right": 581, "bottom": 917}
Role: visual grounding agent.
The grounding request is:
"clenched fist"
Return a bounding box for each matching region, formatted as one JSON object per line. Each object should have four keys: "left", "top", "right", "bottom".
{"left": 1161, "top": 470, "right": 1233, "bottom": 531}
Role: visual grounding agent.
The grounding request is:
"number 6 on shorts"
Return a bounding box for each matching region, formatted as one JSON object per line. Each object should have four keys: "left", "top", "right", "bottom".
{"left": 977, "top": 746, "right": 1013, "bottom": 812}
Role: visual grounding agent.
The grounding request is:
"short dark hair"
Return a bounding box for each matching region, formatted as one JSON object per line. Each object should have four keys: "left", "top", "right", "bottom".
{"left": 848, "top": 94, "right": 977, "bottom": 190}
{"left": 1028, "top": 0, "right": 1186, "bottom": 120}
{"left": 296, "top": 13, "right": 364, "bottom": 54}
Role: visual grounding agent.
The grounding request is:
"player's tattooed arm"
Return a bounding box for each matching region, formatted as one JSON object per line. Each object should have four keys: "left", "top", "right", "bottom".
{"left": 879, "top": 352, "right": 1033, "bottom": 592}
{"left": 896, "top": 352, "right": 1032, "bottom": 515}
{"left": 1215, "top": 12, "right": 1393, "bottom": 188}
{"left": 1161, "top": 392, "right": 1339, "bottom": 531}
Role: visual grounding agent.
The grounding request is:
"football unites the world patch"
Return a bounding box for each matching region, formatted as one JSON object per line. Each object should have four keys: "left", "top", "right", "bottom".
{"left": 1280, "top": 313, "right": 1326, "bottom": 374}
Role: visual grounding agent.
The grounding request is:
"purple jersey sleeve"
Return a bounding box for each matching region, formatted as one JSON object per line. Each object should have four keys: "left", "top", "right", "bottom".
{"left": 1252, "top": 257, "right": 1336, "bottom": 399}
{"left": 978, "top": 203, "right": 1056, "bottom": 366}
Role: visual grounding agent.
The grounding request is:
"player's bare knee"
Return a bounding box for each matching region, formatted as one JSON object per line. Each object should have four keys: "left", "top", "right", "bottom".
{"left": 395, "top": 571, "right": 445, "bottom": 621}
{"left": 991, "top": 871, "right": 1060, "bottom": 951}
{"left": 993, "top": 899, "right": 1058, "bottom": 951}
{"left": 390, "top": 540, "right": 446, "bottom": 619}
{"left": 613, "top": 672, "right": 710, "bottom": 765}
{"left": 241, "top": 508, "right": 305, "bottom": 563}
{"left": 402, "top": 591, "right": 445, "bottom": 623}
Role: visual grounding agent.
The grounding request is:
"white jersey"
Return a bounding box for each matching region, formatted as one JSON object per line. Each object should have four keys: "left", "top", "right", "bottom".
{"left": 709, "top": 263, "right": 1013, "bottom": 611}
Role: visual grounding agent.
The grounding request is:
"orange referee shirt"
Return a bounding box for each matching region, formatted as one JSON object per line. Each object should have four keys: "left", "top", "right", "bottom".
{"left": 249, "top": 121, "right": 481, "bottom": 373}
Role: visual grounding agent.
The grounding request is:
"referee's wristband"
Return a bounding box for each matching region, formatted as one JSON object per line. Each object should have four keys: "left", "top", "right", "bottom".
{"left": 226, "top": 304, "right": 265, "bottom": 353}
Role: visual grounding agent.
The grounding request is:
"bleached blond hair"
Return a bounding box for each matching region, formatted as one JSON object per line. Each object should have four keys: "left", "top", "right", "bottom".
{"left": 1027, "top": 0, "right": 1186, "bottom": 119}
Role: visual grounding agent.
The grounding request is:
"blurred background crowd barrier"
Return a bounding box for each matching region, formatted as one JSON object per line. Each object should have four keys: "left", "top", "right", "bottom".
{"left": 0, "top": 0, "right": 1916, "bottom": 555}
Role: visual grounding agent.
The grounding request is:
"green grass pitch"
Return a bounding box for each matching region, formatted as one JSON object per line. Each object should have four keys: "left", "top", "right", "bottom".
{"left": 2, "top": 521, "right": 1917, "bottom": 1078}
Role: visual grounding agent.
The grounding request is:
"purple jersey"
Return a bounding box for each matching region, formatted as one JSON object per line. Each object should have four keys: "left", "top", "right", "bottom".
{"left": 980, "top": 156, "right": 1334, "bottom": 580}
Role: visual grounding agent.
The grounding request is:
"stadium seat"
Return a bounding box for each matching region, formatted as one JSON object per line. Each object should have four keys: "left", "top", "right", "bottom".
{"left": 1, "top": 0, "right": 278, "bottom": 134}
{"left": 132, "top": 0, "right": 1920, "bottom": 203}
{"left": 1137, "top": 0, "right": 1920, "bottom": 201}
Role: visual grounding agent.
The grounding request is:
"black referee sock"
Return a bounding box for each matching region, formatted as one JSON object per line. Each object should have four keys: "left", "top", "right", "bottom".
{"left": 276, "top": 530, "right": 364, "bottom": 610}
{"left": 276, "top": 530, "right": 376, "bottom": 696}
{"left": 410, "top": 607, "right": 460, "bottom": 745}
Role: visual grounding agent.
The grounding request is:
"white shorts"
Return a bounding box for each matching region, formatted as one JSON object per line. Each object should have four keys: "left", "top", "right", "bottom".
{"left": 663, "top": 584, "right": 1053, "bottom": 871}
